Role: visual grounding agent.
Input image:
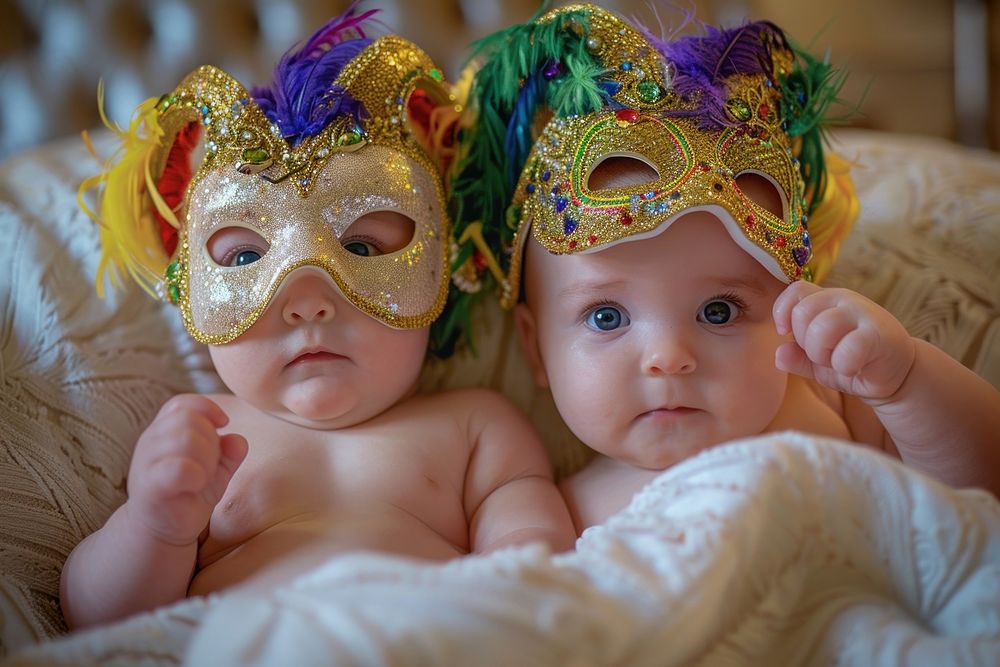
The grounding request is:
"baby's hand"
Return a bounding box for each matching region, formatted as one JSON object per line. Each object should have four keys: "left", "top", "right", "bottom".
{"left": 772, "top": 281, "right": 917, "bottom": 402}
{"left": 126, "top": 395, "right": 248, "bottom": 546}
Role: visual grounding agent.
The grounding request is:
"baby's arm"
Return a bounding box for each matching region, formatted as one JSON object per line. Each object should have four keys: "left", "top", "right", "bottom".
{"left": 461, "top": 389, "right": 577, "bottom": 554}
{"left": 60, "top": 395, "right": 247, "bottom": 629}
{"left": 773, "top": 281, "right": 1000, "bottom": 496}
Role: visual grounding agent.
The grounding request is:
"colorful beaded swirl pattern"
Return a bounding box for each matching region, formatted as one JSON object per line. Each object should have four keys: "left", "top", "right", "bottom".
{"left": 439, "top": 3, "right": 855, "bottom": 351}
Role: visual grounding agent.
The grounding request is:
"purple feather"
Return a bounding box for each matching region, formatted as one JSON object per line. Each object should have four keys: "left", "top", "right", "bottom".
{"left": 251, "top": 4, "right": 383, "bottom": 145}
{"left": 640, "top": 19, "right": 787, "bottom": 130}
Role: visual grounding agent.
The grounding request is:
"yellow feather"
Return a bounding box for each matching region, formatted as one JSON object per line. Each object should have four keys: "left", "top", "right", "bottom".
{"left": 78, "top": 82, "right": 171, "bottom": 299}
{"left": 806, "top": 152, "right": 859, "bottom": 284}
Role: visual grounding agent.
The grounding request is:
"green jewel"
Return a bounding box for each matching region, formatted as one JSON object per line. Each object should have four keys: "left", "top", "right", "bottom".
{"left": 165, "top": 261, "right": 182, "bottom": 304}
{"left": 637, "top": 80, "right": 661, "bottom": 103}
{"left": 337, "top": 131, "right": 362, "bottom": 146}
{"left": 429, "top": 68, "right": 443, "bottom": 81}
{"left": 242, "top": 147, "right": 271, "bottom": 164}
{"left": 156, "top": 94, "right": 176, "bottom": 112}
{"left": 727, "top": 97, "right": 752, "bottom": 122}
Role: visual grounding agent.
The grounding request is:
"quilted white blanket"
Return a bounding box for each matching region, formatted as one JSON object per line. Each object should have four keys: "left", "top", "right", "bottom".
{"left": 9, "top": 432, "right": 1000, "bottom": 666}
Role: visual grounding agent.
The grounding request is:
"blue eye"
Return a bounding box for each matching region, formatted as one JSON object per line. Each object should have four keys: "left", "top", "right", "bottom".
{"left": 586, "top": 305, "right": 629, "bottom": 331}
{"left": 343, "top": 241, "right": 374, "bottom": 256}
{"left": 699, "top": 299, "right": 736, "bottom": 325}
{"left": 233, "top": 250, "right": 262, "bottom": 266}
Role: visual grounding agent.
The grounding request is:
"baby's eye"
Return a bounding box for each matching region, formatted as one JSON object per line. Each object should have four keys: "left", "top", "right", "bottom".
{"left": 698, "top": 298, "right": 740, "bottom": 325}
{"left": 233, "top": 249, "right": 262, "bottom": 266}
{"left": 585, "top": 305, "right": 630, "bottom": 332}
{"left": 339, "top": 211, "right": 415, "bottom": 257}
{"left": 207, "top": 226, "right": 269, "bottom": 267}
{"left": 343, "top": 240, "right": 377, "bottom": 257}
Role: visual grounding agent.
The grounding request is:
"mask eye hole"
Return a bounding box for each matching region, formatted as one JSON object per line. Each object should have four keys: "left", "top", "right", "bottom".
{"left": 735, "top": 172, "right": 784, "bottom": 218}
{"left": 587, "top": 156, "right": 659, "bottom": 191}
{"left": 207, "top": 226, "right": 270, "bottom": 267}
{"left": 340, "top": 211, "right": 416, "bottom": 257}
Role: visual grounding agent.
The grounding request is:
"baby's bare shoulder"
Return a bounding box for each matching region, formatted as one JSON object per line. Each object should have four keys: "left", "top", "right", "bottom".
{"left": 407, "top": 388, "right": 535, "bottom": 442}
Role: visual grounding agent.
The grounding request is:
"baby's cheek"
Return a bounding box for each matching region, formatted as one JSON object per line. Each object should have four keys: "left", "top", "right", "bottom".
{"left": 549, "top": 372, "right": 621, "bottom": 452}
{"left": 729, "top": 361, "right": 789, "bottom": 434}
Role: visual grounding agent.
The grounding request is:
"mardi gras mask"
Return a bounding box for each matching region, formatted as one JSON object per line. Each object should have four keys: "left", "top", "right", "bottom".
{"left": 447, "top": 3, "right": 857, "bottom": 320}
{"left": 86, "top": 23, "right": 459, "bottom": 345}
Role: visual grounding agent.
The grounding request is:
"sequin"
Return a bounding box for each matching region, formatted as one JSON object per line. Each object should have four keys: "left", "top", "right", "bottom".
{"left": 151, "top": 36, "right": 455, "bottom": 343}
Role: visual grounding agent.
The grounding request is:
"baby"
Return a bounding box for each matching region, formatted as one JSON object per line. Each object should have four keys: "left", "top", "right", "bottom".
{"left": 61, "top": 10, "right": 575, "bottom": 630}
{"left": 445, "top": 4, "right": 1000, "bottom": 532}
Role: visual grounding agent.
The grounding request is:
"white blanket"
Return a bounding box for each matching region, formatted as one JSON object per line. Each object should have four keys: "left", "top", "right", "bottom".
{"left": 9, "top": 432, "right": 1000, "bottom": 666}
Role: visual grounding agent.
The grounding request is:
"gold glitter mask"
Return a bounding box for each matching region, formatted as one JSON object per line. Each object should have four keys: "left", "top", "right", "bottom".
{"left": 144, "top": 36, "right": 454, "bottom": 343}
{"left": 184, "top": 145, "right": 444, "bottom": 343}
{"left": 454, "top": 4, "right": 839, "bottom": 314}
{"left": 514, "top": 108, "right": 808, "bottom": 288}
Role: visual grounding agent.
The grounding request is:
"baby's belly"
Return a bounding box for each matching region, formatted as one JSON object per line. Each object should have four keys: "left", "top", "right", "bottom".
{"left": 189, "top": 509, "right": 466, "bottom": 597}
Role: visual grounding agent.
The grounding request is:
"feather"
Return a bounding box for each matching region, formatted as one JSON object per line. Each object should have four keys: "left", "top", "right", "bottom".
{"left": 453, "top": 6, "right": 604, "bottom": 242}
{"left": 504, "top": 70, "right": 546, "bottom": 188}
{"left": 647, "top": 20, "right": 784, "bottom": 129}
{"left": 437, "top": 4, "right": 611, "bottom": 355}
{"left": 779, "top": 43, "right": 856, "bottom": 211}
{"left": 79, "top": 82, "right": 170, "bottom": 298}
{"left": 250, "top": 5, "right": 381, "bottom": 145}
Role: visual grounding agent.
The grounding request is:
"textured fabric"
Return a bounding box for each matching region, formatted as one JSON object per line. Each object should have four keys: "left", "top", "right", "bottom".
{"left": 0, "top": 135, "right": 224, "bottom": 654}
{"left": 0, "top": 129, "right": 999, "bottom": 656}
{"left": 8, "top": 434, "right": 1000, "bottom": 666}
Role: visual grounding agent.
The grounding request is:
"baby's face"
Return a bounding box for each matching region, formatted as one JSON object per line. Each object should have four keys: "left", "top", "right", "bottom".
{"left": 517, "top": 213, "right": 791, "bottom": 469}
{"left": 207, "top": 210, "right": 430, "bottom": 429}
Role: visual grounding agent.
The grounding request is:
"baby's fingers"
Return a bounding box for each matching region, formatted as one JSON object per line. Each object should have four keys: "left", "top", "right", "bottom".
{"left": 773, "top": 281, "right": 822, "bottom": 336}
{"left": 775, "top": 341, "right": 814, "bottom": 378}
{"left": 797, "top": 308, "right": 859, "bottom": 369}
{"left": 144, "top": 455, "right": 209, "bottom": 497}
{"left": 158, "top": 394, "right": 230, "bottom": 430}
{"left": 829, "top": 326, "right": 880, "bottom": 378}
{"left": 203, "top": 434, "right": 249, "bottom": 505}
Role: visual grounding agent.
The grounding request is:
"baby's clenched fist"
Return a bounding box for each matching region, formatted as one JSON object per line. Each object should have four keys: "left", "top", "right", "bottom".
{"left": 125, "top": 394, "right": 248, "bottom": 546}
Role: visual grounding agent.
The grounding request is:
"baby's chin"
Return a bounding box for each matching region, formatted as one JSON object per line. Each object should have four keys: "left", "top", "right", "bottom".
{"left": 271, "top": 379, "right": 385, "bottom": 430}
{"left": 597, "top": 430, "right": 741, "bottom": 471}
{"left": 262, "top": 382, "right": 371, "bottom": 430}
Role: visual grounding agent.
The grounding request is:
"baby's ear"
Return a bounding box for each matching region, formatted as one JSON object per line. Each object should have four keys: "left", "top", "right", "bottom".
{"left": 404, "top": 76, "right": 461, "bottom": 177}
{"left": 514, "top": 303, "right": 549, "bottom": 388}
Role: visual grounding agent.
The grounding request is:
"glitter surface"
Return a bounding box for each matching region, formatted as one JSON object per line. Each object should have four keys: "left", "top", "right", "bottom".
{"left": 495, "top": 4, "right": 812, "bottom": 308}
{"left": 184, "top": 146, "right": 447, "bottom": 342}
{"left": 145, "top": 36, "right": 455, "bottom": 343}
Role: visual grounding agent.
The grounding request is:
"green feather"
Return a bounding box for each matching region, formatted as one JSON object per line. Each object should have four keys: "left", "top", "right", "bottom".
{"left": 549, "top": 44, "right": 609, "bottom": 116}
{"left": 432, "top": 5, "right": 606, "bottom": 354}
{"left": 779, "top": 43, "right": 861, "bottom": 212}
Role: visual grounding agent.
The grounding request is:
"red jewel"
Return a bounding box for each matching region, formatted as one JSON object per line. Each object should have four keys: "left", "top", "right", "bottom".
{"left": 700, "top": 163, "right": 711, "bottom": 172}
{"left": 588, "top": 234, "right": 598, "bottom": 245}
{"left": 568, "top": 240, "right": 577, "bottom": 249}
{"left": 745, "top": 213, "right": 756, "bottom": 227}
{"left": 615, "top": 109, "right": 640, "bottom": 124}
{"left": 472, "top": 249, "right": 488, "bottom": 271}
{"left": 758, "top": 103, "right": 770, "bottom": 119}
{"left": 775, "top": 237, "right": 786, "bottom": 247}
{"left": 620, "top": 213, "right": 632, "bottom": 226}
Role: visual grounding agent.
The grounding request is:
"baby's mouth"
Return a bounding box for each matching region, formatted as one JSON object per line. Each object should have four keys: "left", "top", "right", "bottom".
{"left": 288, "top": 350, "right": 346, "bottom": 366}
{"left": 639, "top": 406, "right": 699, "bottom": 419}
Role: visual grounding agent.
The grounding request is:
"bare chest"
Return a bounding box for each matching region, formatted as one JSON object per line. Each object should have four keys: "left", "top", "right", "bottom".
{"left": 194, "top": 416, "right": 472, "bottom": 592}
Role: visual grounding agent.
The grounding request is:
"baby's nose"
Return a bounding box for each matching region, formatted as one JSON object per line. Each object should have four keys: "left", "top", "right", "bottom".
{"left": 280, "top": 270, "right": 339, "bottom": 324}
{"left": 642, "top": 331, "right": 697, "bottom": 375}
